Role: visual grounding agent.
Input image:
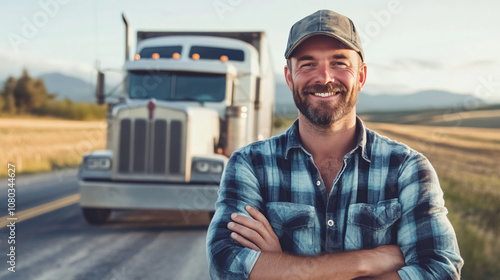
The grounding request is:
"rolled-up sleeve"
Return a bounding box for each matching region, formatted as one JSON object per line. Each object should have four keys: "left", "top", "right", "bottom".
{"left": 207, "top": 151, "right": 263, "bottom": 280}
{"left": 397, "top": 152, "right": 464, "bottom": 279}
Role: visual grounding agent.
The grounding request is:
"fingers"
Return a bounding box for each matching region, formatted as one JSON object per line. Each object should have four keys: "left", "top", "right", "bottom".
{"left": 244, "top": 205, "right": 277, "bottom": 238}
{"left": 230, "top": 211, "right": 272, "bottom": 241}
{"left": 227, "top": 205, "right": 282, "bottom": 253}
{"left": 371, "top": 245, "right": 405, "bottom": 275}
{"left": 230, "top": 232, "right": 261, "bottom": 251}
{"left": 228, "top": 219, "right": 265, "bottom": 246}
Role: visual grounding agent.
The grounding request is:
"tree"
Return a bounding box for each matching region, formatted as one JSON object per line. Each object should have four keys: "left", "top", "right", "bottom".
{"left": 2, "top": 77, "right": 17, "bottom": 113}
{"left": 0, "top": 89, "right": 4, "bottom": 112}
{"left": 13, "top": 69, "right": 54, "bottom": 113}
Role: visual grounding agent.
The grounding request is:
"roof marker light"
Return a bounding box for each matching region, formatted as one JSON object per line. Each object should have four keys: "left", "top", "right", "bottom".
{"left": 152, "top": 53, "right": 160, "bottom": 59}
{"left": 172, "top": 52, "right": 180, "bottom": 59}
{"left": 220, "top": 55, "right": 228, "bottom": 62}
{"left": 192, "top": 53, "right": 200, "bottom": 60}
{"left": 134, "top": 54, "right": 141, "bottom": 60}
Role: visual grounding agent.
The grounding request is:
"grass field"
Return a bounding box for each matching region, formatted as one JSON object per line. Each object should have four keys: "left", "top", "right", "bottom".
{"left": 359, "top": 104, "right": 500, "bottom": 129}
{"left": 365, "top": 122, "right": 500, "bottom": 279}
{"left": 3, "top": 116, "right": 499, "bottom": 278}
{"left": 0, "top": 116, "right": 106, "bottom": 176}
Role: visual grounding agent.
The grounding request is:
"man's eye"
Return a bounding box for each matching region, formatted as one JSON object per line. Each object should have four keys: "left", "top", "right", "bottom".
{"left": 301, "top": 63, "right": 314, "bottom": 68}
{"left": 333, "top": 62, "right": 347, "bottom": 67}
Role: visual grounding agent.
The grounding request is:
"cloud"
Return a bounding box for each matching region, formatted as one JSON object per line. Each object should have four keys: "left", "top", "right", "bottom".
{"left": 372, "top": 59, "right": 444, "bottom": 71}
{"left": 0, "top": 48, "right": 125, "bottom": 86}
{"left": 372, "top": 58, "right": 499, "bottom": 73}
{"left": 458, "top": 59, "right": 498, "bottom": 69}
{"left": 365, "top": 58, "right": 500, "bottom": 101}
{"left": 0, "top": 48, "right": 95, "bottom": 83}
{"left": 362, "top": 83, "right": 415, "bottom": 95}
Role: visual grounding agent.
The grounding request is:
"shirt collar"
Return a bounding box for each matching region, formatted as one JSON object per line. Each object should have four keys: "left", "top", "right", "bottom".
{"left": 284, "top": 116, "right": 371, "bottom": 163}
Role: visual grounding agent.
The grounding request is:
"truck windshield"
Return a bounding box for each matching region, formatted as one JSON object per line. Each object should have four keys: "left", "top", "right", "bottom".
{"left": 129, "top": 71, "right": 226, "bottom": 102}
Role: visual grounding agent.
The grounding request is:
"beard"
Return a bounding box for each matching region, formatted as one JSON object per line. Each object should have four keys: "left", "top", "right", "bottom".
{"left": 292, "top": 79, "right": 358, "bottom": 127}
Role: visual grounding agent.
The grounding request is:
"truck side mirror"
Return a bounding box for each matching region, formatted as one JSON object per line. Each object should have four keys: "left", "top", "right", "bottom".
{"left": 96, "top": 71, "right": 105, "bottom": 105}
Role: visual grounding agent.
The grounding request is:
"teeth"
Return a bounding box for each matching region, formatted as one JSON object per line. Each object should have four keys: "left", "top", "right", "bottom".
{"left": 314, "top": 92, "right": 337, "bottom": 97}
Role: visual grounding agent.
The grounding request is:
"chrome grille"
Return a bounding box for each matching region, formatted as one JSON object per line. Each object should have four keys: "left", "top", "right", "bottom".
{"left": 117, "top": 118, "right": 183, "bottom": 176}
{"left": 169, "top": 120, "right": 182, "bottom": 174}
{"left": 118, "top": 119, "right": 131, "bottom": 173}
{"left": 153, "top": 120, "right": 167, "bottom": 174}
{"left": 133, "top": 119, "right": 147, "bottom": 173}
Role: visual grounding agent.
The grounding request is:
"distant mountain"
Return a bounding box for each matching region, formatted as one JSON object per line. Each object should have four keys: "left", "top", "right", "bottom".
{"left": 357, "top": 90, "right": 485, "bottom": 112}
{"left": 39, "top": 73, "right": 96, "bottom": 103}
{"left": 274, "top": 82, "right": 297, "bottom": 117}
{"left": 274, "top": 81, "right": 486, "bottom": 116}
{"left": 0, "top": 73, "right": 7, "bottom": 86}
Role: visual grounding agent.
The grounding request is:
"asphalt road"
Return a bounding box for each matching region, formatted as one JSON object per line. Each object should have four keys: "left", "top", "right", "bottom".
{"left": 0, "top": 169, "right": 212, "bottom": 280}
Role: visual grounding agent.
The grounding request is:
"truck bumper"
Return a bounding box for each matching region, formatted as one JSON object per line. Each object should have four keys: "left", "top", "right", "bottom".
{"left": 79, "top": 180, "right": 219, "bottom": 211}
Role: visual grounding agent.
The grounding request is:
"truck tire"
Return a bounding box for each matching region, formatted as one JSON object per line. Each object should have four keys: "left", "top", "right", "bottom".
{"left": 81, "top": 207, "right": 111, "bottom": 225}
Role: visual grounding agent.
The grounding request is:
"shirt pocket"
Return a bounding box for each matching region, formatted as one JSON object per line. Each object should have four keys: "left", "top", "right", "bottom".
{"left": 345, "top": 198, "right": 401, "bottom": 251}
{"left": 266, "top": 202, "right": 319, "bottom": 255}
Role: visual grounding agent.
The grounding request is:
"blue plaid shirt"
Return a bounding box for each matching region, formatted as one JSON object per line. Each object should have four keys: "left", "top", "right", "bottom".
{"left": 207, "top": 118, "right": 463, "bottom": 279}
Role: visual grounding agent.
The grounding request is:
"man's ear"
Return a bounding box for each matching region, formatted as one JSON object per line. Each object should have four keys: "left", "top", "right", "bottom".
{"left": 284, "top": 65, "right": 294, "bottom": 92}
{"left": 358, "top": 63, "right": 367, "bottom": 91}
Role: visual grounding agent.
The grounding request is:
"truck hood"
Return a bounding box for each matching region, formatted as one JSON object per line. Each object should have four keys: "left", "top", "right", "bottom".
{"left": 112, "top": 98, "right": 208, "bottom": 116}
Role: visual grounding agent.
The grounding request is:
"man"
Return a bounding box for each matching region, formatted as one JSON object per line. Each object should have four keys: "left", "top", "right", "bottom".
{"left": 207, "top": 10, "right": 463, "bottom": 279}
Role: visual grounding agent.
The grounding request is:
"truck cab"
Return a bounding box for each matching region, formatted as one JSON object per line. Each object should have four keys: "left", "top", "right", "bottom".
{"left": 78, "top": 31, "right": 274, "bottom": 224}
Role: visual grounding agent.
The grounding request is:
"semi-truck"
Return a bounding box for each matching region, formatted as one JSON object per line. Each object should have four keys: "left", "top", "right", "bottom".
{"left": 77, "top": 16, "right": 275, "bottom": 224}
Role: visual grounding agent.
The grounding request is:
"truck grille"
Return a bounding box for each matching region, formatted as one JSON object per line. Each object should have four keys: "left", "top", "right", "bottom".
{"left": 117, "top": 118, "right": 183, "bottom": 175}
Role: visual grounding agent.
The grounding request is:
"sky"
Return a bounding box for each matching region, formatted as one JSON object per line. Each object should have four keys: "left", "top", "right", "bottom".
{"left": 1, "top": 0, "right": 500, "bottom": 102}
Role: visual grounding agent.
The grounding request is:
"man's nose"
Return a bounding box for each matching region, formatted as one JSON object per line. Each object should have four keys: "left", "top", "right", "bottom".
{"left": 314, "top": 63, "right": 335, "bottom": 84}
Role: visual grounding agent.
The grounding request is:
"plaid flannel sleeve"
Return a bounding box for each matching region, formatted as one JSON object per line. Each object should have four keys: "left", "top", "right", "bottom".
{"left": 206, "top": 150, "right": 263, "bottom": 280}
{"left": 397, "top": 152, "right": 464, "bottom": 279}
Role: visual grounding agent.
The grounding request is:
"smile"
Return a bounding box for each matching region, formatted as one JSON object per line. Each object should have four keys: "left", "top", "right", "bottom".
{"left": 312, "top": 92, "right": 340, "bottom": 97}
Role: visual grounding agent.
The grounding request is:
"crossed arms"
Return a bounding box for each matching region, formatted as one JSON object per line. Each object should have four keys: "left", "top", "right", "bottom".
{"left": 229, "top": 205, "right": 404, "bottom": 280}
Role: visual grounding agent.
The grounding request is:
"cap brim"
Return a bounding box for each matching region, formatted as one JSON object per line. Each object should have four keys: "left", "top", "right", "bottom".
{"left": 285, "top": 31, "right": 363, "bottom": 61}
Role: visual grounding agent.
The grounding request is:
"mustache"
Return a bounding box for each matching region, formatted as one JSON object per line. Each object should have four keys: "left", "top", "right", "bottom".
{"left": 302, "top": 83, "right": 348, "bottom": 94}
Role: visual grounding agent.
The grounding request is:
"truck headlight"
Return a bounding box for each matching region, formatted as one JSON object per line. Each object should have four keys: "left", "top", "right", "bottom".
{"left": 194, "top": 161, "right": 210, "bottom": 173}
{"left": 193, "top": 160, "right": 224, "bottom": 174}
{"left": 85, "top": 158, "right": 111, "bottom": 170}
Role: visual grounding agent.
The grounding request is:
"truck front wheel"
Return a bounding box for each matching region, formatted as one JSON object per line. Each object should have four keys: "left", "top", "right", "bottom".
{"left": 81, "top": 207, "right": 112, "bottom": 225}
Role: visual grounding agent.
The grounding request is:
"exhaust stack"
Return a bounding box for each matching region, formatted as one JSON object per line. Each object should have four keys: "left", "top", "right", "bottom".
{"left": 122, "top": 13, "right": 130, "bottom": 62}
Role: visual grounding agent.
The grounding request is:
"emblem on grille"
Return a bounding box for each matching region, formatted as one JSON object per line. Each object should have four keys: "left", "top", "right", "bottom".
{"left": 148, "top": 100, "right": 156, "bottom": 119}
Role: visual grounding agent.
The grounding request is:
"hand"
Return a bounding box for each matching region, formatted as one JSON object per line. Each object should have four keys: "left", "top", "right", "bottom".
{"left": 227, "top": 205, "right": 282, "bottom": 253}
{"left": 366, "top": 245, "right": 405, "bottom": 277}
{"left": 355, "top": 271, "right": 402, "bottom": 280}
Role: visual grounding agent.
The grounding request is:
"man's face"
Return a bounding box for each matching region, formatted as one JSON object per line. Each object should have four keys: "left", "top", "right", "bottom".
{"left": 285, "top": 35, "right": 366, "bottom": 126}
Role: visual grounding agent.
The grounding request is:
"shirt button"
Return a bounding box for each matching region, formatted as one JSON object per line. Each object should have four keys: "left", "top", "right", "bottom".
{"left": 327, "top": 220, "right": 334, "bottom": 227}
{"left": 316, "top": 180, "right": 321, "bottom": 186}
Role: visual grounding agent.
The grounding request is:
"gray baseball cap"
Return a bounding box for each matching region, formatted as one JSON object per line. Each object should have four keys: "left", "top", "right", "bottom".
{"left": 285, "top": 10, "right": 364, "bottom": 61}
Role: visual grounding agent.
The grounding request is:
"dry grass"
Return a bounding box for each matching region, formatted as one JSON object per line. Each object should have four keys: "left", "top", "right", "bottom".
{"left": 0, "top": 117, "right": 107, "bottom": 176}
{"left": 366, "top": 122, "right": 500, "bottom": 177}
{"left": 359, "top": 108, "right": 500, "bottom": 129}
